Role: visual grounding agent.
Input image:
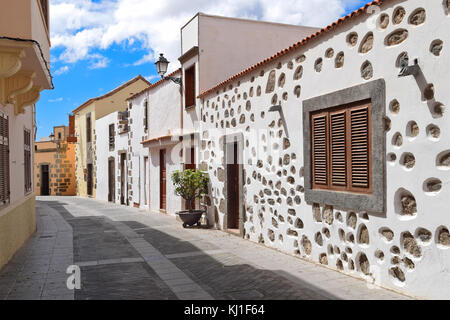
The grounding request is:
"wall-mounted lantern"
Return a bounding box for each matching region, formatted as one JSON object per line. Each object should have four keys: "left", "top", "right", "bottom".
{"left": 155, "top": 53, "right": 182, "bottom": 85}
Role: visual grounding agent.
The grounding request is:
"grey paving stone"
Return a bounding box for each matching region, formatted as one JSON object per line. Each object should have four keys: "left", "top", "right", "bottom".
{"left": 0, "top": 197, "right": 413, "bottom": 300}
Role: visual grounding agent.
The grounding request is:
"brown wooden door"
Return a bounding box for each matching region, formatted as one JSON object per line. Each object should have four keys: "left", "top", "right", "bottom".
{"left": 41, "top": 165, "right": 49, "bottom": 196}
{"left": 160, "top": 149, "right": 166, "bottom": 210}
{"left": 108, "top": 159, "right": 115, "bottom": 202}
{"left": 184, "top": 147, "right": 195, "bottom": 210}
{"left": 227, "top": 142, "right": 239, "bottom": 229}
{"left": 120, "top": 153, "right": 126, "bottom": 204}
{"left": 87, "top": 164, "right": 93, "bottom": 196}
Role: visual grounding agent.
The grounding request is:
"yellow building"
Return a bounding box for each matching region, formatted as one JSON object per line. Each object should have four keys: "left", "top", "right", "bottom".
{"left": 72, "top": 75, "right": 150, "bottom": 197}
{"left": 0, "top": 0, "right": 52, "bottom": 269}
{"left": 35, "top": 119, "right": 77, "bottom": 196}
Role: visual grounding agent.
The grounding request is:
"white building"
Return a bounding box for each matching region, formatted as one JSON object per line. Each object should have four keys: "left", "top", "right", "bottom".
{"left": 129, "top": 70, "right": 185, "bottom": 215}
{"left": 95, "top": 110, "right": 131, "bottom": 205}
{"left": 197, "top": 0, "right": 450, "bottom": 299}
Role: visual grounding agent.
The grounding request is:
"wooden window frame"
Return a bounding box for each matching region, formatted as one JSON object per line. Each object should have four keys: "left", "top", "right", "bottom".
{"left": 0, "top": 112, "right": 10, "bottom": 207}
{"left": 311, "top": 100, "right": 372, "bottom": 195}
{"left": 184, "top": 65, "right": 196, "bottom": 108}
{"left": 302, "top": 79, "right": 386, "bottom": 214}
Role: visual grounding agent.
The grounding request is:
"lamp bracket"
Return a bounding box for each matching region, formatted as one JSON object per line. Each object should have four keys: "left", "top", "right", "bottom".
{"left": 164, "top": 76, "right": 182, "bottom": 86}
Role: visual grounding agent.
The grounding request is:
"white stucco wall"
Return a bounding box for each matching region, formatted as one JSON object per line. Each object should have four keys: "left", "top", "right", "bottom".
{"left": 95, "top": 112, "right": 129, "bottom": 203}
{"left": 128, "top": 77, "right": 183, "bottom": 214}
{"left": 199, "top": 0, "right": 450, "bottom": 299}
{"left": 128, "top": 94, "right": 149, "bottom": 208}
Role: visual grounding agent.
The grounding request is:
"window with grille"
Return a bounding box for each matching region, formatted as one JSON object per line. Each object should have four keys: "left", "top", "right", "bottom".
{"left": 24, "top": 129, "right": 32, "bottom": 194}
{"left": 311, "top": 100, "right": 372, "bottom": 194}
{"left": 0, "top": 112, "right": 10, "bottom": 205}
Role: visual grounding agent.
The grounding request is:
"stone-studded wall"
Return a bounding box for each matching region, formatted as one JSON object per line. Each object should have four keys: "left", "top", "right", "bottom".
{"left": 35, "top": 141, "right": 76, "bottom": 196}
{"left": 199, "top": 0, "right": 450, "bottom": 299}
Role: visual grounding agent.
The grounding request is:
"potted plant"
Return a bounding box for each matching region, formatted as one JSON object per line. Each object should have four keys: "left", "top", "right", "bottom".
{"left": 171, "top": 169, "right": 209, "bottom": 228}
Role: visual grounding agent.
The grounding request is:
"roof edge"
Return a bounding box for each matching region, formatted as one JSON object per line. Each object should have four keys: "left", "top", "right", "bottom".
{"left": 127, "top": 69, "right": 182, "bottom": 101}
{"left": 72, "top": 75, "right": 151, "bottom": 114}
{"left": 198, "top": 0, "right": 386, "bottom": 99}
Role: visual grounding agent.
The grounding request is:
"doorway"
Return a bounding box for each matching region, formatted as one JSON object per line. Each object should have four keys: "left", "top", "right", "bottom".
{"left": 144, "top": 156, "right": 149, "bottom": 206}
{"left": 87, "top": 164, "right": 93, "bottom": 196}
{"left": 160, "top": 149, "right": 166, "bottom": 211}
{"left": 227, "top": 142, "right": 240, "bottom": 231}
{"left": 120, "top": 153, "right": 127, "bottom": 205}
{"left": 108, "top": 158, "right": 115, "bottom": 202}
{"left": 40, "top": 165, "right": 50, "bottom": 196}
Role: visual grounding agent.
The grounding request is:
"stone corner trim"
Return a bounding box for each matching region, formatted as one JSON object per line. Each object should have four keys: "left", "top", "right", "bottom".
{"left": 302, "top": 79, "right": 386, "bottom": 214}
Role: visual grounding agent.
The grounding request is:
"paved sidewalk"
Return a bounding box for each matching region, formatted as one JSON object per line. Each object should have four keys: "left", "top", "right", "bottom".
{"left": 0, "top": 196, "right": 413, "bottom": 300}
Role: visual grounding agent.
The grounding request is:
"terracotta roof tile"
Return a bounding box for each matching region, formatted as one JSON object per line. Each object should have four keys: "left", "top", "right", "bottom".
{"left": 198, "top": 0, "right": 385, "bottom": 98}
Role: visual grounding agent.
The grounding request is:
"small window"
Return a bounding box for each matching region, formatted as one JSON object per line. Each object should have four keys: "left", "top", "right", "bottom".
{"left": 0, "top": 112, "right": 10, "bottom": 205}
{"left": 184, "top": 65, "right": 196, "bottom": 108}
{"left": 144, "top": 100, "right": 148, "bottom": 131}
{"left": 109, "top": 124, "right": 115, "bottom": 150}
{"left": 86, "top": 114, "right": 92, "bottom": 143}
{"left": 311, "top": 101, "right": 372, "bottom": 194}
{"left": 24, "top": 129, "right": 32, "bottom": 194}
{"left": 58, "top": 132, "right": 62, "bottom": 140}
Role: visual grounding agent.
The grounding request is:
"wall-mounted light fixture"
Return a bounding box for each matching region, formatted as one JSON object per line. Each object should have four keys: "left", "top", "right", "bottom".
{"left": 155, "top": 53, "right": 182, "bottom": 85}
{"left": 268, "top": 104, "right": 282, "bottom": 112}
{"left": 398, "top": 56, "right": 420, "bottom": 77}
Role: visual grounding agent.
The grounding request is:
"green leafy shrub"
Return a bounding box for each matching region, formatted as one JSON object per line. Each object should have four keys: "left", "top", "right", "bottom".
{"left": 171, "top": 169, "right": 209, "bottom": 212}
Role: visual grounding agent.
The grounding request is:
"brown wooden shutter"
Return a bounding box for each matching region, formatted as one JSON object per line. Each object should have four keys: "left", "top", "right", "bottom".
{"left": 0, "top": 113, "right": 9, "bottom": 203}
{"left": 330, "top": 110, "right": 347, "bottom": 188}
{"left": 311, "top": 112, "right": 328, "bottom": 188}
{"left": 185, "top": 65, "right": 195, "bottom": 108}
{"left": 349, "top": 104, "right": 371, "bottom": 190}
{"left": 24, "top": 129, "right": 32, "bottom": 193}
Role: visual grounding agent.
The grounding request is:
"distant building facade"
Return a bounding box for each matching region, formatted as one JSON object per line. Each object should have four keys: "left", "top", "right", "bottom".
{"left": 35, "top": 119, "right": 77, "bottom": 196}
{"left": 72, "top": 75, "right": 150, "bottom": 198}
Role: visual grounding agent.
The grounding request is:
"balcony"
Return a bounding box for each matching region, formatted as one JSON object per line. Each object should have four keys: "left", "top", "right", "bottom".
{"left": 0, "top": 0, "right": 52, "bottom": 115}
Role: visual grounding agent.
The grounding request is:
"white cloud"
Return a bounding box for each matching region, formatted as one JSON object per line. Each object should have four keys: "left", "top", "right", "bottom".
{"left": 48, "top": 97, "right": 63, "bottom": 103}
{"left": 88, "top": 54, "right": 110, "bottom": 69}
{"left": 50, "top": 0, "right": 365, "bottom": 70}
{"left": 54, "top": 65, "right": 69, "bottom": 75}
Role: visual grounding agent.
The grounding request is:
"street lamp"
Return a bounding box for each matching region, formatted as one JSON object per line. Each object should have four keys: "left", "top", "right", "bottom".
{"left": 155, "top": 53, "right": 182, "bottom": 85}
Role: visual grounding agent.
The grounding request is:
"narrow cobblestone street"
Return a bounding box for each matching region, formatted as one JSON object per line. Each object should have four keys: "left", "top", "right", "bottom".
{"left": 0, "top": 197, "right": 413, "bottom": 300}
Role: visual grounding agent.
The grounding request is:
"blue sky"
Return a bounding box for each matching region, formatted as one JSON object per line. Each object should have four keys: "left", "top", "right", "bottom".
{"left": 36, "top": 0, "right": 369, "bottom": 139}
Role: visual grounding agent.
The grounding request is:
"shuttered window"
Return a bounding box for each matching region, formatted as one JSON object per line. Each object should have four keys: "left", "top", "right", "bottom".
{"left": 0, "top": 112, "right": 10, "bottom": 205}
{"left": 24, "top": 129, "right": 32, "bottom": 194}
{"left": 311, "top": 100, "right": 372, "bottom": 194}
{"left": 143, "top": 100, "right": 148, "bottom": 131}
{"left": 185, "top": 65, "right": 196, "bottom": 108}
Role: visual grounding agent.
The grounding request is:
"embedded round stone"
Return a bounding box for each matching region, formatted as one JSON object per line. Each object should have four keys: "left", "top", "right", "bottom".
{"left": 409, "top": 8, "right": 426, "bottom": 25}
